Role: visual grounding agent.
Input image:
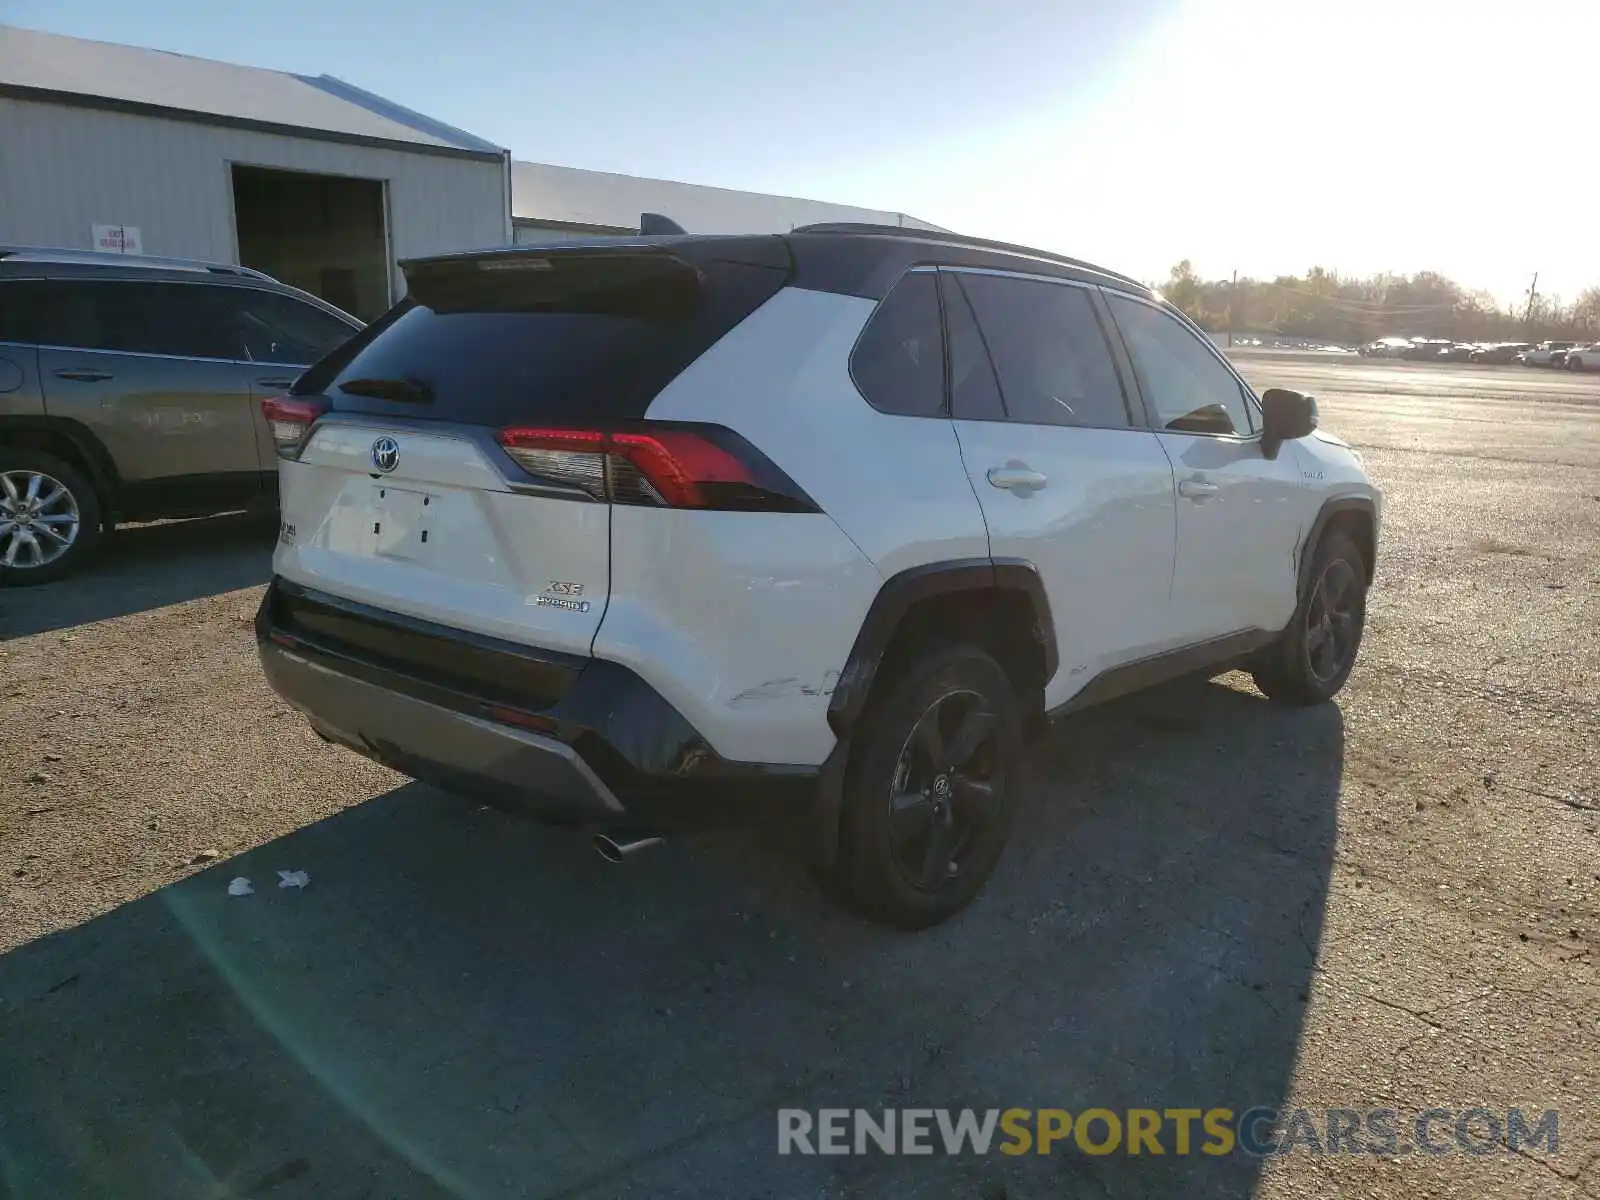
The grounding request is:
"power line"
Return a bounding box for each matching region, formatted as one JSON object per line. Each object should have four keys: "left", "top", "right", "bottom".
{"left": 1249, "top": 278, "right": 1458, "bottom": 312}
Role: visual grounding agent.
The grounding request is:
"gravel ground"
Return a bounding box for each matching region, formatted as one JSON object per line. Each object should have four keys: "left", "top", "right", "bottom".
{"left": 0, "top": 358, "right": 1596, "bottom": 1199}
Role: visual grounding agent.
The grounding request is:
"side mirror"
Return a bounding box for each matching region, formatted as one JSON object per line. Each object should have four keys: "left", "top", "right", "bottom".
{"left": 1260, "top": 388, "right": 1317, "bottom": 459}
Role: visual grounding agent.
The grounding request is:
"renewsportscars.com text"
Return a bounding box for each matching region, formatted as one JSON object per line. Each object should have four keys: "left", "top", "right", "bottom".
{"left": 777, "top": 1107, "right": 1559, "bottom": 1158}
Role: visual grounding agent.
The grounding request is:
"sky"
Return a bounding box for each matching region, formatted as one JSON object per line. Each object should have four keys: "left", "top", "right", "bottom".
{"left": 5, "top": 0, "right": 1596, "bottom": 305}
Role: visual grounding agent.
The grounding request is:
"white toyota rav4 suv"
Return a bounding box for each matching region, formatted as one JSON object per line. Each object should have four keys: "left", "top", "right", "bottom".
{"left": 257, "top": 224, "right": 1379, "bottom": 927}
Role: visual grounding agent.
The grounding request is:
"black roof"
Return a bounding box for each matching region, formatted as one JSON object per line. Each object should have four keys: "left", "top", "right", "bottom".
{"left": 790, "top": 223, "right": 1147, "bottom": 289}
{"left": 407, "top": 224, "right": 1156, "bottom": 305}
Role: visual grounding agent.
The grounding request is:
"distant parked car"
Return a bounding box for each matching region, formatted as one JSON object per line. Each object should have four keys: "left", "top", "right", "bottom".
{"left": 0, "top": 245, "right": 363, "bottom": 583}
{"left": 1402, "top": 338, "right": 1453, "bottom": 360}
{"left": 1469, "top": 342, "right": 1533, "bottom": 364}
{"left": 1565, "top": 343, "right": 1600, "bottom": 371}
{"left": 1436, "top": 343, "right": 1477, "bottom": 362}
{"left": 1361, "top": 336, "right": 1412, "bottom": 358}
{"left": 1522, "top": 341, "right": 1575, "bottom": 367}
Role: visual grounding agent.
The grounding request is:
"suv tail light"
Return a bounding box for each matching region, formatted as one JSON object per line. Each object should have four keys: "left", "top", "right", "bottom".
{"left": 261, "top": 396, "right": 329, "bottom": 460}
{"left": 495, "top": 424, "right": 819, "bottom": 513}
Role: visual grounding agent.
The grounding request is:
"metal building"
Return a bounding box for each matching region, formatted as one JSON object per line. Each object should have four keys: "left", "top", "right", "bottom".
{"left": 0, "top": 25, "right": 510, "bottom": 321}
{"left": 511, "top": 160, "right": 942, "bottom": 244}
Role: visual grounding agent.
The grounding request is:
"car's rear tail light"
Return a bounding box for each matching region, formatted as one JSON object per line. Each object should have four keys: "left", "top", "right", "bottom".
{"left": 495, "top": 424, "right": 818, "bottom": 512}
{"left": 261, "top": 396, "right": 329, "bottom": 460}
{"left": 495, "top": 428, "right": 610, "bottom": 500}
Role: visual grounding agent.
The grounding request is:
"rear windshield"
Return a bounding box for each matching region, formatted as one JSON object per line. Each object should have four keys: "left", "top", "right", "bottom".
{"left": 296, "top": 248, "right": 789, "bottom": 425}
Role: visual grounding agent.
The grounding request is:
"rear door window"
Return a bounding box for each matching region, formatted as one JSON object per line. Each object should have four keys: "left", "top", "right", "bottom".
{"left": 850, "top": 271, "right": 945, "bottom": 417}
{"left": 297, "top": 249, "right": 789, "bottom": 426}
{"left": 16, "top": 280, "right": 243, "bottom": 360}
{"left": 954, "top": 273, "right": 1131, "bottom": 429}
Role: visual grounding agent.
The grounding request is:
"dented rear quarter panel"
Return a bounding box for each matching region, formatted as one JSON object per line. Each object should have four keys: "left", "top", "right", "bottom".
{"left": 594, "top": 506, "right": 880, "bottom": 767}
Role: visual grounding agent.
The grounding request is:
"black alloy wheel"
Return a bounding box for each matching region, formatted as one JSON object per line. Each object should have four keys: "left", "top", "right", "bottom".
{"left": 886, "top": 689, "right": 1004, "bottom": 893}
{"left": 1304, "top": 558, "right": 1362, "bottom": 685}
{"left": 834, "top": 644, "right": 1024, "bottom": 927}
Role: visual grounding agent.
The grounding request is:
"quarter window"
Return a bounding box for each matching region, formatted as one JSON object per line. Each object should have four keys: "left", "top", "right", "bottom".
{"left": 954, "top": 273, "right": 1129, "bottom": 429}
{"left": 0, "top": 282, "right": 41, "bottom": 344}
{"left": 1106, "top": 294, "right": 1255, "bottom": 436}
{"left": 851, "top": 271, "right": 945, "bottom": 417}
{"left": 225, "top": 290, "right": 360, "bottom": 365}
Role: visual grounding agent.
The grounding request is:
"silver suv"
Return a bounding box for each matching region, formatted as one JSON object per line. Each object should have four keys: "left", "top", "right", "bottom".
{"left": 0, "top": 247, "right": 362, "bottom": 584}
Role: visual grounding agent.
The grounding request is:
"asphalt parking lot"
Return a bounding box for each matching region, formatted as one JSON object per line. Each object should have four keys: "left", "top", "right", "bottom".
{"left": 2, "top": 357, "right": 1597, "bottom": 1199}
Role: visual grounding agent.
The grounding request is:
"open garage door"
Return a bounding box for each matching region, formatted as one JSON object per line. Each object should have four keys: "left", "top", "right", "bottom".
{"left": 232, "top": 165, "right": 391, "bottom": 321}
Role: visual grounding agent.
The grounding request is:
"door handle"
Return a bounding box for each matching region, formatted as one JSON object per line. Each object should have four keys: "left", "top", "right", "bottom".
{"left": 987, "top": 465, "right": 1049, "bottom": 493}
{"left": 1177, "top": 477, "right": 1220, "bottom": 500}
{"left": 256, "top": 377, "right": 297, "bottom": 389}
{"left": 53, "top": 368, "right": 113, "bottom": 382}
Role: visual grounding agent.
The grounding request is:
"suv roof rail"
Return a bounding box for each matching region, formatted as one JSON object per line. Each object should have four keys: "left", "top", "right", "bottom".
{"left": 787, "top": 222, "right": 1147, "bottom": 290}
{"left": 0, "top": 245, "right": 277, "bottom": 281}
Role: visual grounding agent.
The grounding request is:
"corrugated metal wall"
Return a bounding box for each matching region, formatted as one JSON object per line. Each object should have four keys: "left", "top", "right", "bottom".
{"left": 511, "top": 159, "right": 945, "bottom": 236}
{"left": 0, "top": 96, "right": 508, "bottom": 300}
{"left": 512, "top": 223, "right": 629, "bottom": 245}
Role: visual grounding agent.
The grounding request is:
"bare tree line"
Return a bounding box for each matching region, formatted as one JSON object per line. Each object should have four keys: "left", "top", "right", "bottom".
{"left": 1158, "top": 262, "right": 1600, "bottom": 345}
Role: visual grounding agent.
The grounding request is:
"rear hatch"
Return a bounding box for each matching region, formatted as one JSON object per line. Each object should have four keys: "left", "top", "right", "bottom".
{"left": 270, "top": 238, "right": 792, "bottom": 654}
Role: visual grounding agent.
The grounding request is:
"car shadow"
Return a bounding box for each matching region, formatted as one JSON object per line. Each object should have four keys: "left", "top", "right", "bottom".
{"left": 0, "top": 675, "right": 1341, "bottom": 1199}
{"left": 0, "top": 512, "right": 274, "bottom": 640}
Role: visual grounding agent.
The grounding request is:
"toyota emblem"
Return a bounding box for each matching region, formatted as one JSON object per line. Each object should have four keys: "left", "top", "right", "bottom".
{"left": 371, "top": 436, "right": 400, "bottom": 473}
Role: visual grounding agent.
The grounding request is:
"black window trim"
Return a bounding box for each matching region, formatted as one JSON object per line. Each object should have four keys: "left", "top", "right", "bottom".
{"left": 845, "top": 263, "right": 949, "bottom": 420}
{"left": 939, "top": 265, "right": 1145, "bottom": 433}
{"left": 2, "top": 276, "right": 359, "bottom": 368}
{"left": 1100, "top": 288, "right": 1263, "bottom": 442}
{"left": 936, "top": 266, "right": 1004, "bottom": 424}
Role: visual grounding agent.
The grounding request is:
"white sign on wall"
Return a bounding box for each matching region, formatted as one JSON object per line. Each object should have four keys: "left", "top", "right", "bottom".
{"left": 92, "top": 224, "right": 143, "bottom": 255}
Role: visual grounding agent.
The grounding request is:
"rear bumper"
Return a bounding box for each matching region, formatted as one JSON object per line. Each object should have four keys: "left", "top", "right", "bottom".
{"left": 256, "top": 577, "right": 820, "bottom": 830}
{"left": 260, "top": 643, "right": 628, "bottom": 822}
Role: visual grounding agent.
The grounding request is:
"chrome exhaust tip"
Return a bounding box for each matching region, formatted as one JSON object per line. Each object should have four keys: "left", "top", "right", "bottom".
{"left": 593, "top": 832, "right": 664, "bottom": 863}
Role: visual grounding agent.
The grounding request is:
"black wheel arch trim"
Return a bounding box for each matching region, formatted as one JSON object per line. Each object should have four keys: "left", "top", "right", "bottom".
{"left": 826, "top": 556, "right": 1058, "bottom": 739}
{"left": 1298, "top": 496, "right": 1378, "bottom": 592}
{"left": 0, "top": 415, "right": 122, "bottom": 515}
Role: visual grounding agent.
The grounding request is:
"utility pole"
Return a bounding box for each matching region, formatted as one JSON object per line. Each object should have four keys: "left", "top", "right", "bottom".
{"left": 1228, "top": 268, "right": 1237, "bottom": 347}
{"left": 1523, "top": 271, "right": 1539, "bottom": 327}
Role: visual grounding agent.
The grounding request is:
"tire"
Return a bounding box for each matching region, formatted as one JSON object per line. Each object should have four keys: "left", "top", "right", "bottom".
{"left": 1252, "top": 531, "right": 1367, "bottom": 707}
{"left": 835, "top": 644, "right": 1024, "bottom": 928}
{"left": 0, "top": 449, "right": 104, "bottom": 586}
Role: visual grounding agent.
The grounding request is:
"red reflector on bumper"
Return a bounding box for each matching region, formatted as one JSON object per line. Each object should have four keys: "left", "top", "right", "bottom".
{"left": 485, "top": 705, "right": 556, "bottom": 733}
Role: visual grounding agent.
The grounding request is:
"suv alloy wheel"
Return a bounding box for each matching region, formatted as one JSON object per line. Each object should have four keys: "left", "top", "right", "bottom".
{"left": 0, "top": 450, "right": 102, "bottom": 586}
{"left": 838, "top": 645, "right": 1024, "bottom": 927}
{"left": 1251, "top": 532, "right": 1368, "bottom": 706}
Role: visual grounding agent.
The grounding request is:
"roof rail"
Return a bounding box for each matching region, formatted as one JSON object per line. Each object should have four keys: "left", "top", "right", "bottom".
{"left": 787, "top": 222, "right": 1146, "bottom": 289}
{"left": 0, "top": 245, "right": 277, "bottom": 281}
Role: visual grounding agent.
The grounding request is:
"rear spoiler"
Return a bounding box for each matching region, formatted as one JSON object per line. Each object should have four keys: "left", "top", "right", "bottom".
{"left": 399, "top": 231, "right": 792, "bottom": 284}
